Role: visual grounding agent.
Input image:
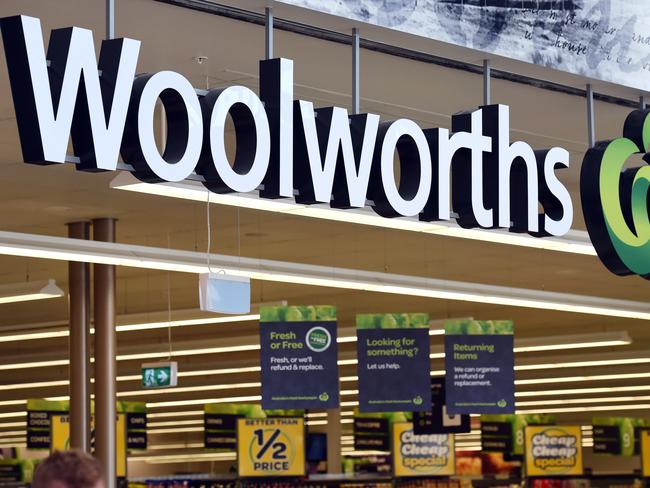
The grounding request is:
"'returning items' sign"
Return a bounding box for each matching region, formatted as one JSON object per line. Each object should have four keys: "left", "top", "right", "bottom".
{"left": 237, "top": 417, "right": 305, "bottom": 477}
{"left": 525, "top": 425, "right": 583, "bottom": 477}
{"left": 356, "top": 313, "right": 431, "bottom": 412}
{"left": 445, "top": 320, "right": 514, "bottom": 414}
{"left": 392, "top": 422, "right": 455, "bottom": 477}
{"left": 260, "top": 305, "right": 338, "bottom": 409}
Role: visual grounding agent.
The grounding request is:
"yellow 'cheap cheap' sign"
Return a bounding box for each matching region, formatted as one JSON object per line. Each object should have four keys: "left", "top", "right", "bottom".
{"left": 237, "top": 417, "right": 305, "bottom": 477}
{"left": 392, "top": 422, "right": 455, "bottom": 477}
{"left": 525, "top": 425, "right": 583, "bottom": 477}
{"left": 50, "top": 414, "right": 127, "bottom": 478}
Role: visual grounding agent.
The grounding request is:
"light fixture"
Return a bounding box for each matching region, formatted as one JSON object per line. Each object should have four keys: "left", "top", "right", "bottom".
{"left": 516, "top": 384, "right": 650, "bottom": 397}
{"left": 111, "top": 173, "right": 596, "bottom": 256}
{"left": 0, "top": 307, "right": 273, "bottom": 343}
{"left": 516, "top": 356, "right": 650, "bottom": 371}
{"left": 513, "top": 332, "right": 632, "bottom": 352}
{"left": 0, "top": 279, "right": 64, "bottom": 304}
{"left": 516, "top": 395, "right": 650, "bottom": 407}
{"left": 147, "top": 419, "right": 203, "bottom": 428}
{"left": 0, "top": 430, "right": 25, "bottom": 437}
{"left": 0, "top": 412, "right": 25, "bottom": 419}
{"left": 0, "top": 333, "right": 633, "bottom": 396}
{"left": 0, "top": 230, "right": 648, "bottom": 320}
{"left": 147, "top": 427, "right": 204, "bottom": 435}
{"left": 146, "top": 443, "right": 204, "bottom": 450}
{"left": 147, "top": 395, "right": 262, "bottom": 409}
{"left": 516, "top": 403, "right": 650, "bottom": 415}
{"left": 516, "top": 371, "right": 650, "bottom": 385}
{"left": 147, "top": 410, "right": 203, "bottom": 419}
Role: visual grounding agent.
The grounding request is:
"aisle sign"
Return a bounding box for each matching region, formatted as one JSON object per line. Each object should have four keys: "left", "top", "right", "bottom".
{"left": 26, "top": 399, "right": 69, "bottom": 449}
{"left": 392, "top": 422, "right": 455, "bottom": 477}
{"left": 354, "top": 417, "right": 390, "bottom": 451}
{"left": 260, "top": 305, "right": 339, "bottom": 409}
{"left": 592, "top": 417, "right": 648, "bottom": 456}
{"left": 525, "top": 426, "right": 583, "bottom": 477}
{"left": 122, "top": 401, "right": 147, "bottom": 450}
{"left": 413, "top": 377, "right": 470, "bottom": 435}
{"left": 482, "top": 414, "right": 555, "bottom": 456}
{"left": 50, "top": 414, "right": 127, "bottom": 478}
{"left": 237, "top": 417, "right": 305, "bottom": 477}
{"left": 445, "top": 320, "right": 514, "bottom": 414}
{"left": 641, "top": 430, "right": 650, "bottom": 477}
{"left": 356, "top": 313, "right": 431, "bottom": 412}
{"left": 204, "top": 406, "right": 240, "bottom": 450}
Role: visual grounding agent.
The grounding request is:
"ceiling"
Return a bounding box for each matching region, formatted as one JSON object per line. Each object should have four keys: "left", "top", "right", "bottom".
{"left": 0, "top": 0, "right": 648, "bottom": 476}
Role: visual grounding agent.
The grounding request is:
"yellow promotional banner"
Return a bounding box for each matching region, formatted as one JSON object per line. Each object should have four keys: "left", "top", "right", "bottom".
{"left": 641, "top": 430, "right": 650, "bottom": 477}
{"left": 525, "top": 425, "right": 583, "bottom": 477}
{"left": 116, "top": 413, "right": 126, "bottom": 478}
{"left": 237, "top": 417, "right": 305, "bottom": 477}
{"left": 51, "top": 415, "right": 70, "bottom": 452}
{"left": 50, "top": 414, "right": 126, "bottom": 478}
{"left": 392, "top": 422, "right": 455, "bottom": 477}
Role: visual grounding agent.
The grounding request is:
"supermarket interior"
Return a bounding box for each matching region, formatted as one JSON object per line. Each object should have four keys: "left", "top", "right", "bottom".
{"left": 1, "top": 0, "right": 650, "bottom": 487}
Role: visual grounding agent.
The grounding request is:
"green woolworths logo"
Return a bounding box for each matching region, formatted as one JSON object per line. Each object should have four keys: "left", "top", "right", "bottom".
{"left": 581, "top": 109, "right": 650, "bottom": 279}
{"left": 306, "top": 327, "right": 331, "bottom": 352}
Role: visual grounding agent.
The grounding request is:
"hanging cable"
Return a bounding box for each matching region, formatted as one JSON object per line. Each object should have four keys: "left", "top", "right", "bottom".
{"left": 166, "top": 234, "right": 173, "bottom": 360}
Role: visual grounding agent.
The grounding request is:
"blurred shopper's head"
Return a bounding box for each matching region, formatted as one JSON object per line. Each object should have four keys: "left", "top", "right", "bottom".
{"left": 33, "top": 450, "right": 104, "bottom": 488}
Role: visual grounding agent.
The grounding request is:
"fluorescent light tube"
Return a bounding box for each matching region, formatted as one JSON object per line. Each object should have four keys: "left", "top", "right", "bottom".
{"left": 516, "top": 384, "right": 650, "bottom": 397}
{"left": 0, "top": 279, "right": 64, "bottom": 304}
{"left": 111, "top": 173, "right": 596, "bottom": 256}
{"left": 517, "top": 371, "right": 650, "bottom": 385}
{"left": 0, "top": 230, "right": 647, "bottom": 320}
{"left": 516, "top": 403, "right": 650, "bottom": 414}
{"left": 517, "top": 395, "right": 650, "bottom": 407}
{"left": 0, "top": 312, "right": 261, "bottom": 343}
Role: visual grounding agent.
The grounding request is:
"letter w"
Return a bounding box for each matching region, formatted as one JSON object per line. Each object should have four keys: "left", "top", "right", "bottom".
{"left": 0, "top": 15, "right": 140, "bottom": 170}
{"left": 294, "top": 101, "right": 379, "bottom": 207}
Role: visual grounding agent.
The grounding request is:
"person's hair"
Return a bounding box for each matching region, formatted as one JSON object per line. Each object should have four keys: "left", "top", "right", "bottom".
{"left": 33, "top": 450, "right": 104, "bottom": 488}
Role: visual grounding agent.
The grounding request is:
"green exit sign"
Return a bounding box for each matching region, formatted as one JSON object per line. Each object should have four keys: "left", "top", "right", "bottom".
{"left": 141, "top": 361, "right": 178, "bottom": 388}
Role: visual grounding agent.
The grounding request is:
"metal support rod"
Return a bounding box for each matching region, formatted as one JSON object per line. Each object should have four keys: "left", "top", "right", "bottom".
{"left": 483, "top": 59, "right": 491, "bottom": 106}
{"left": 93, "top": 218, "right": 117, "bottom": 488}
{"left": 67, "top": 222, "right": 91, "bottom": 453}
{"left": 586, "top": 84, "right": 595, "bottom": 149}
{"left": 326, "top": 409, "right": 342, "bottom": 474}
{"left": 352, "top": 28, "right": 360, "bottom": 115}
{"left": 640, "top": 95, "right": 647, "bottom": 110}
{"left": 265, "top": 7, "right": 273, "bottom": 60}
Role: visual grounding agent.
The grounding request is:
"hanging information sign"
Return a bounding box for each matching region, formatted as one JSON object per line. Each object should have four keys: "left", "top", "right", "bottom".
{"left": 356, "top": 313, "right": 431, "bottom": 412}
{"left": 237, "top": 417, "right": 306, "bottom": 477}
{"left": 260, "top": 306, "right": 338, "bottom": 409}
{"left": 392, "top": 422, "right": 455, "bottom": 477}
{"left": 445, "top": 320, "right": 515, "bottom": 414}
{"left": 525, "top": 425, "right": 583, "bottom": 477}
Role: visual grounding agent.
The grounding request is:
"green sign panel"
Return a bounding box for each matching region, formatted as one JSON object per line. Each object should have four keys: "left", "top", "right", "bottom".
{"left": 141, "top": 362, "right": 177, "bottom": 389}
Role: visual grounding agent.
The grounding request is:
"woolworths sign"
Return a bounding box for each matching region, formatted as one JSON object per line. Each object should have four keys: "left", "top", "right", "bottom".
{"left": 0, "top": 15, "right": 646, "bottom": 279}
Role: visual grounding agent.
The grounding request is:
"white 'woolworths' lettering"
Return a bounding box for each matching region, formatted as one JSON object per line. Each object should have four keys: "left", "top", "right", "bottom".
{"left": 0, "top": 15, "right": 573, "bottom": 237}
